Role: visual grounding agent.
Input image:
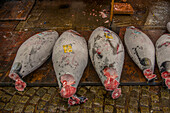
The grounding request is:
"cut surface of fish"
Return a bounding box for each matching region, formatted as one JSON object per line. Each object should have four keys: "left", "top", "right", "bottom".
{"left": 88, "top": 26, "right": 124, "bottom": 99}
{"left": 52, "top": 30, "right": 88, "bottom": 105}
{"left": 124, "top": 26, "right": 156, "bottom": 81}
{"left": 156, "top": 34, "right": 170, "bottom": 89}
{"left": 9, "top": 30, "right": 59, "bottom": 91}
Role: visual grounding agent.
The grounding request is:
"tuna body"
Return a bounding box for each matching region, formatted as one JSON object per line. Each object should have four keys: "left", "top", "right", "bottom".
{"left": 88, "top": 27, "right": 124, "bottom": 99}
{"left": 52, "top": 30, "right": 88, "bottom": 99}
{"left": 9, "top": 30, "right": 59, "bottom": 91}
{"left": 156, "top": 34, "right": 170, "bottom": 89}
{"left": 124, "top": 26, "right": 156, "bottom": 81}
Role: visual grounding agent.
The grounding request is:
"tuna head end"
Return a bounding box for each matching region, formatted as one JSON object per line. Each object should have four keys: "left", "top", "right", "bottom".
{"left": 15, "top": 79, "right": 26, "bottom": 91}
{"left": 143, "top": 69, "right": 157, "bottom": 81}
{"left": 111, "top": 88, "right": 121, "bottom": 99}
{"left": 60, "top": 74, "right": 76, "bottom": 98}
{"left": 165, "top": 78, "right": 170, "bottom": 89}
{"left": 103, "top": 67, "right": 119, "bottom": 91}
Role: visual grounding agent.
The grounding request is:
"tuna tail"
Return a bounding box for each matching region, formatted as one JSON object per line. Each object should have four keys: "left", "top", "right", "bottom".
{"left": 143, "top": 69, "right": 157, "bottom": 81}
{"left": 161, "top": 71, "right": 170, "bottom": 89}
{"left": 68, "top": 95, "right": 88, "bottom": 106}
{"left": 103, "top": 67, "right": 119, "bottom": 91}
{"left": 60, "top": 74, "right": 77, "bottom": 98}
{"left": 59, "top": 74, "right": 88, "bottom": 106}
{"left": 165, "top": 78, "right": 170, "bottom": 89}
{"left": 111, "top": 88, "right": 121, "bottom": 99}
{"left": 9, "top": 73, "right": 26, "bottom": 91}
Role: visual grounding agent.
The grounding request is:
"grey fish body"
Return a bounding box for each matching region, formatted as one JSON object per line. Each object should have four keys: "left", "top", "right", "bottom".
{"left": 52, "top": 30, "right": 88, "bottom": 99}
{"left": 89, "top": 27, "right": 124, "bottom": 99}
{"left": 9, "top": 30, "right": 59, "bottom": 91}
{"left": 124, "top": 26, "right": 156, "bottom": 81}
{"left": 167, "top": 22, "right": 170, "bottom": 33}
{"left": 11, "top": 30, "right": 59, "bottom": 77}
{"left": 156, "top": 34, "right": 170, "bottom": 89}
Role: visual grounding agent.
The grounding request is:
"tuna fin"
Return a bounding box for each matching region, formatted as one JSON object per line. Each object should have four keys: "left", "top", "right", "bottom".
{"left": 143, "top": 69, "right": 157, "bottom": 81}
{"left": 68, "top": 95, "right": 88, "bottom": 106}
{"left": 111, "top": 88, "right": 121, "bottom": 99}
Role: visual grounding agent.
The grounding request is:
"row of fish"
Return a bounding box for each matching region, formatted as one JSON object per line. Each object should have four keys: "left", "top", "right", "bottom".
{"left": 8, "top": 24, "right": 170, "bottom": 106}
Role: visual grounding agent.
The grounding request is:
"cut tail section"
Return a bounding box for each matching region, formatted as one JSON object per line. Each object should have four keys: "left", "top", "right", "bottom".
{"left": 103, "top": 67, "right": 119, "bottom": 91}
{"left": 161, "top": 71, "right": 170, "bottom": 89}
{"left": 143, "top": 69, "right": 157, "bottom": 81}
{"left": 9, "top": 73, "right": 26, "bottom": 91}
{"left": 165, "top": 78, "right": 170, "bottom": 89}
{"left": 60, "top": 74, "right": 76, "bottom": 98}
{"left": 111, "top": 88, "right": 121, "bottom": 99}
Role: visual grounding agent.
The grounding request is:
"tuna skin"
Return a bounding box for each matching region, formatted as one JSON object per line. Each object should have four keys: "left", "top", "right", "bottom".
{"left": 124, "top": 26, "right": 156, "bottom": 81}
{"left": 88, "top": 26, "right": 124, "bottom": 99}
{"left": 167, "top": 22, "right": 170, "bottom": 33}
{"left": 52, "top": 30, "right": 88, "bottom": 105}
{"left": 9, "top": 30, "right": 59, "bottom": 91}
{"left": 156, "top": 34, "right": 170, "bottom": 89}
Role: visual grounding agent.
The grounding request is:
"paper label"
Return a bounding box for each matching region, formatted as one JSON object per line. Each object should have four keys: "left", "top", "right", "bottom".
{"left": 63, "top": 44, "right": 72, "bottom": 53}
{"left": 104, "top": 32, "right": 113, "bottom": 39}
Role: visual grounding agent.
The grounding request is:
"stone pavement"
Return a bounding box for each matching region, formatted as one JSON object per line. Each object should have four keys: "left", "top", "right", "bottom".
{"left": 0, "top": 86, "right": 169, "bottom": 113}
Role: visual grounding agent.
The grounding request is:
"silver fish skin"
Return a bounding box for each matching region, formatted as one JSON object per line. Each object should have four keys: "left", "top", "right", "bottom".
{"left": 167, "top": 22, "right": 170, "bottom": 33}
{"left": 124, "top": 26, "right": 156, "bottom": 81}
{"left": 88, "top": 26, "right": 124, "bottom": 99}
{"left": 9, "top": 30, "right": 59, "bottom": 91}
{"left": 52, "top": 30, "right": 88, "bottom": 105}
{"left": 156, "top": 34, "right": 170, "bottom": 89}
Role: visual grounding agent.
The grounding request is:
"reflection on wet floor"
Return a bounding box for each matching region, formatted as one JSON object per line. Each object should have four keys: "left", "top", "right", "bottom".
{"left": 14, "top": 0, "right": 170, "bottom": 31}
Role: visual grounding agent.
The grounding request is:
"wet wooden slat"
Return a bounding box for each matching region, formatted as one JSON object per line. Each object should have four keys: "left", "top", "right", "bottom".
{"left": 0, "top": 0, "right": 35, "bottom": 20}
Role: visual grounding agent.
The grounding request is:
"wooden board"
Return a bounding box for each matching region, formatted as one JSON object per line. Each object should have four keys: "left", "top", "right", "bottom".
{"left": 0, "top": 21, "right": 19, "bottom": 31}
{"left": 0, "top": 0, "right": 35, "bottom": 20}
{"left": 0, "top": 29, "right": 166, "bottom": 86}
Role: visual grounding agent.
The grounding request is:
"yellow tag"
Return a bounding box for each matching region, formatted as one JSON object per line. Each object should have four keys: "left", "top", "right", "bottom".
{"left": 63, "top": 44, "right": 72, "bottom": 53}
{"left": 104, "top": 33, "right": 113, "bottom": 39}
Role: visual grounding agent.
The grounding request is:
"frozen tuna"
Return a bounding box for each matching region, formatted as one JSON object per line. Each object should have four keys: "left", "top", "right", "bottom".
{"left": 167, "top": 22, "right": 170, "bottom": 33}
{"left": 156, "top": 34, "right": 170, "bottom": 89}
{"left": 9, "top": 30, "right": 59, "bottom": 91}
{"left": 52, "top": 30, "right": 88, "bottom": 106}
{"left": 88, "top": 27, "right": 124, "bottom": 99}
{"left": 124, "top": 26, "right": 156, "bottom": 81}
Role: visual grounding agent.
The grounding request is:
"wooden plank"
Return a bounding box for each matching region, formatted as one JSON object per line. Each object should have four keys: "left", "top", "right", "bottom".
{"left": 0, "top": 21, "right": 19, "bottom": 31}
{"left": 0, "top": 0, "right": 35, "bottom": 20}
{"left": 0, "top": 29, "right": 165, "bottom": 86}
